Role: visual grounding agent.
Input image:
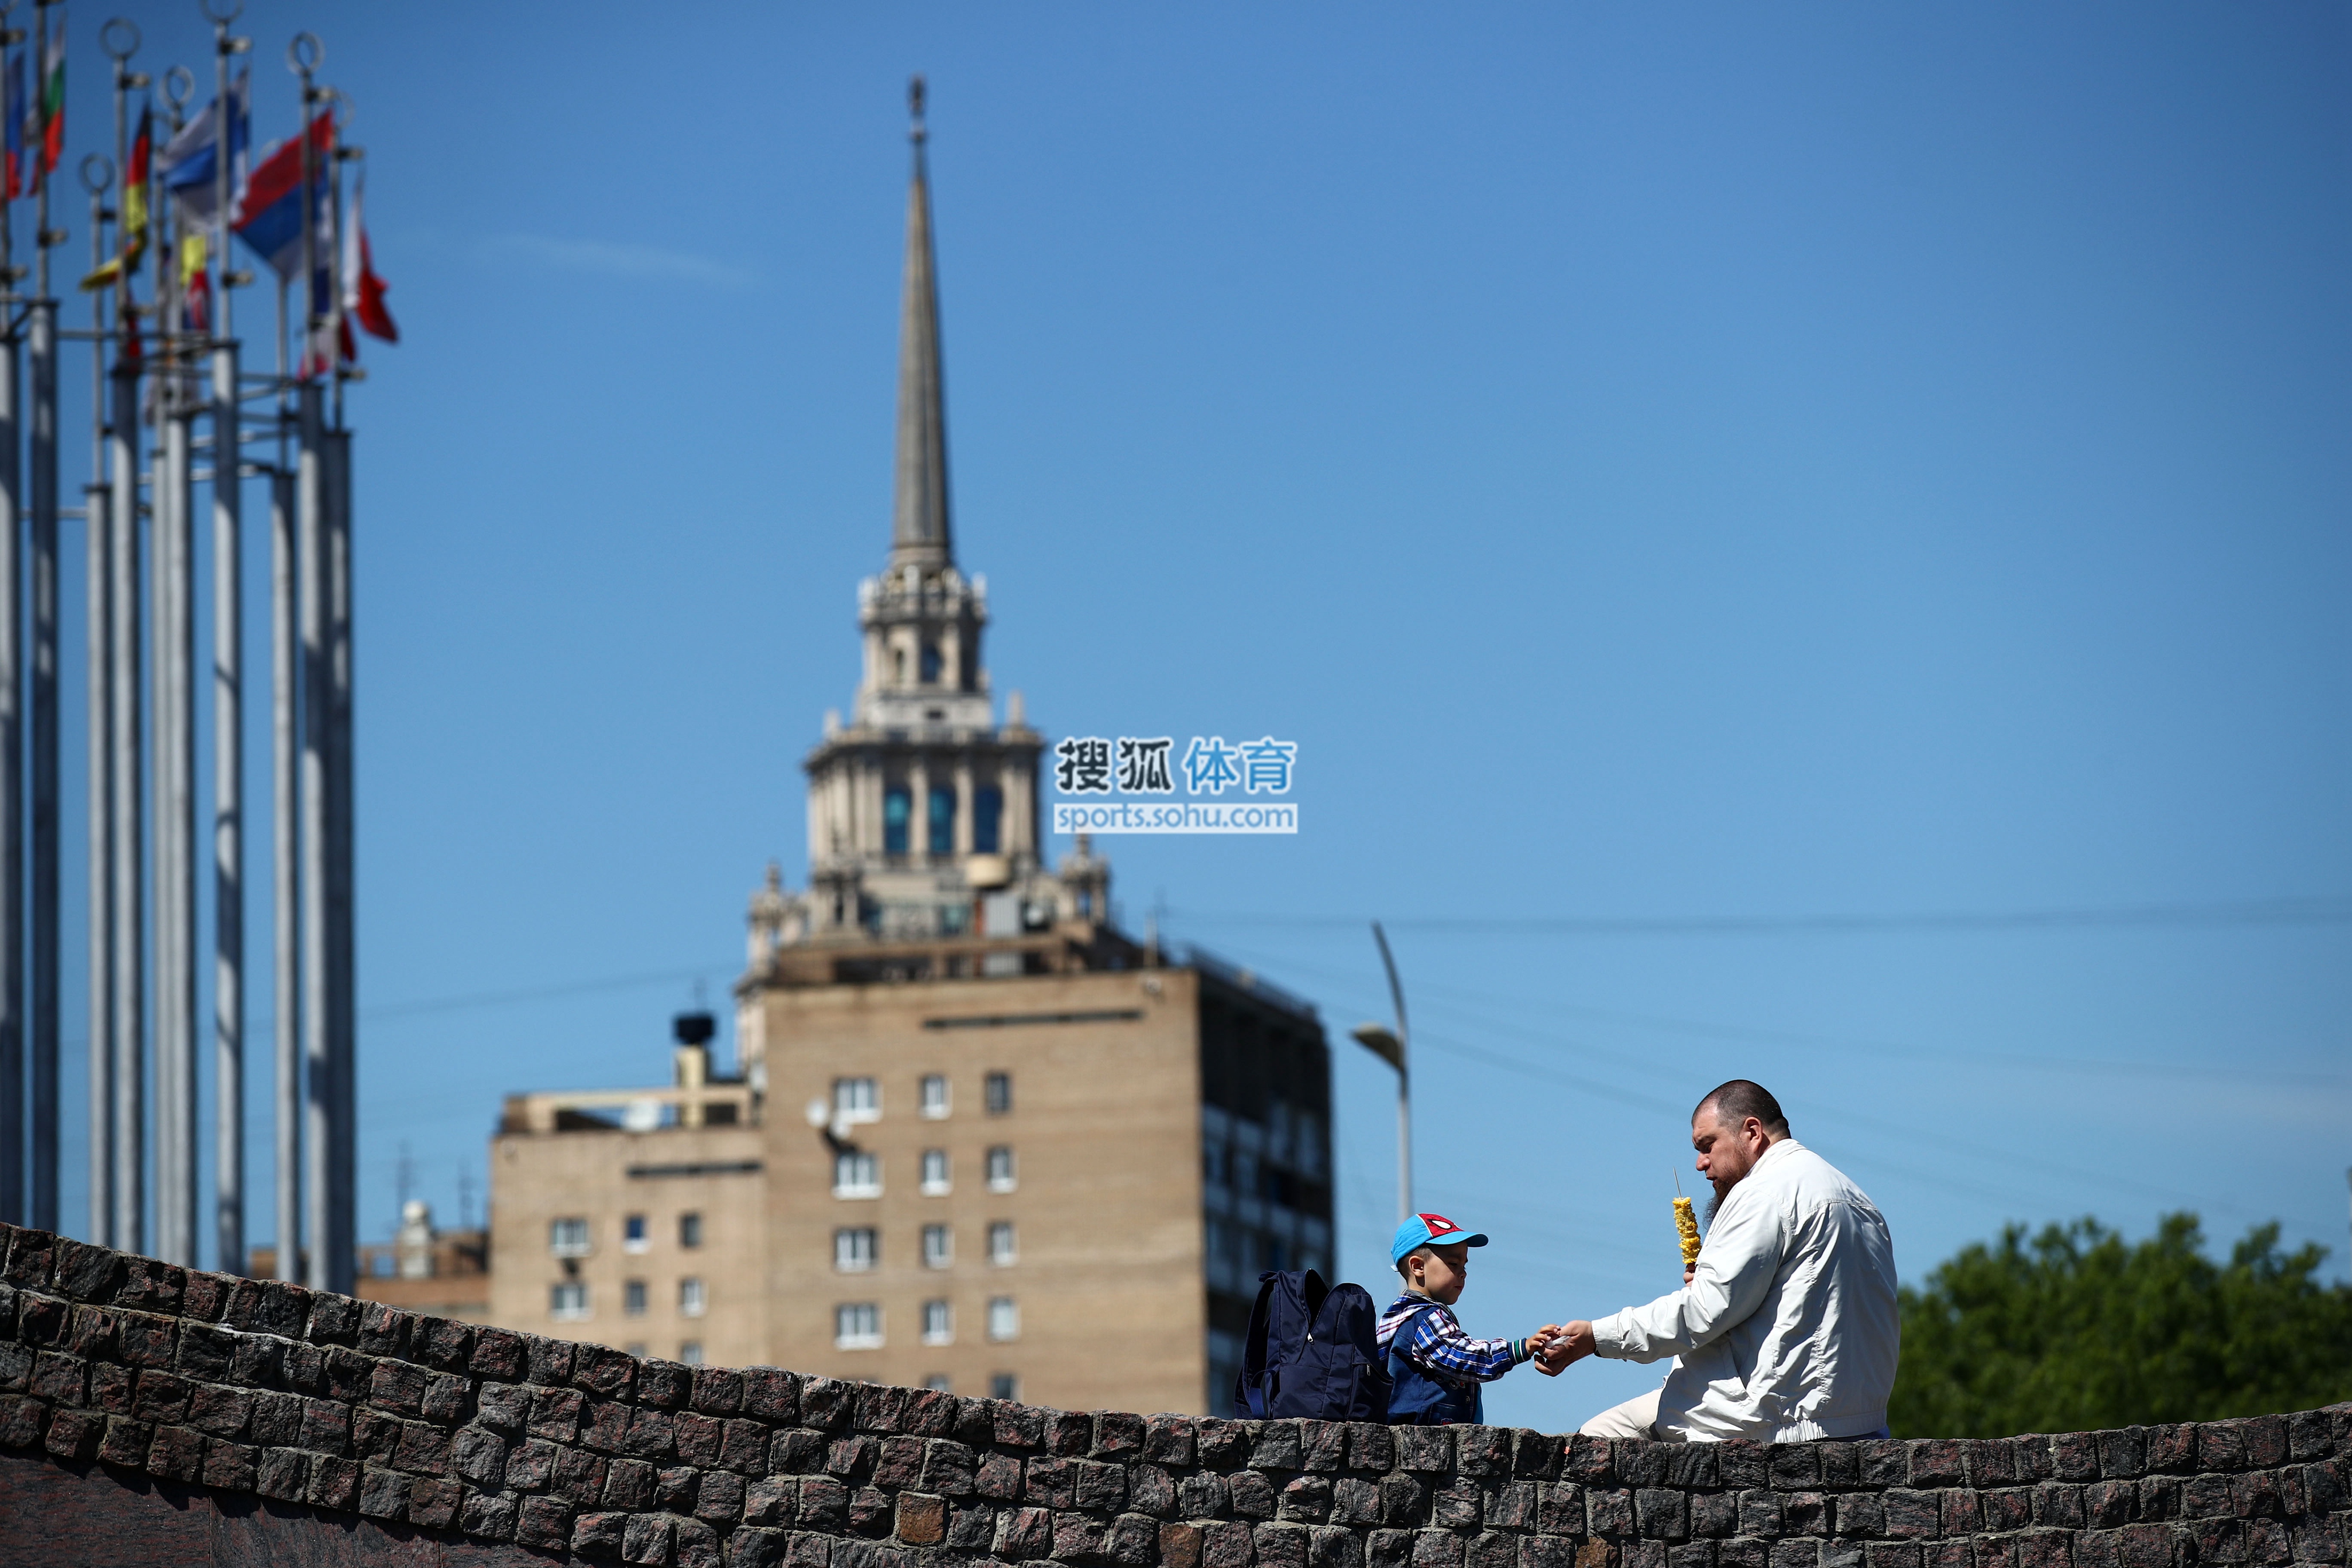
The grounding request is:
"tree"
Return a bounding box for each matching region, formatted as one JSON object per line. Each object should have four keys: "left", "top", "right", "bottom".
{"left": 1890, "top": 1212, "right": 2352, "bottom": 1437}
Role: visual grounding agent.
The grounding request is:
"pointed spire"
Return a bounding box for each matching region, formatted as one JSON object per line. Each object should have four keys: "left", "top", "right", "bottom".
{"left": 891, "top": 74, "right": 952, "bottom": 568}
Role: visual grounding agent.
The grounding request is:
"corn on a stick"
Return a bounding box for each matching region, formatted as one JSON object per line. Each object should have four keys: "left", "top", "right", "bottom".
{"left": 1673, "top": 1196, "right": 1702, "bottom": 1267}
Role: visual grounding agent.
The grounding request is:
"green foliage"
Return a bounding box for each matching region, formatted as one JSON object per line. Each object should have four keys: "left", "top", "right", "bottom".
{"left": 1890, "top": 1212, "right": 2352, "bottom": 1437}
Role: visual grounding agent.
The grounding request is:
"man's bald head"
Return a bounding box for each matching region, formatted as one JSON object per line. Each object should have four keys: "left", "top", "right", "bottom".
{"left": 1694, "top": 1079, "right": 1790, "bottom": 1138}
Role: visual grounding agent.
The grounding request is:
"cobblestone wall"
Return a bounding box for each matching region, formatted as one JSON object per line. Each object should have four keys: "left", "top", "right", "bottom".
{"left": 1, "top": 1224, "right": 2346, "bottom": 1568}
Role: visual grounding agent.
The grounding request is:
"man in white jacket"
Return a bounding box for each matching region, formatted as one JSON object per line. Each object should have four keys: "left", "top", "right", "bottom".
{"left": 1538, "top": 1080, "right": 1900, "bottom": 1442}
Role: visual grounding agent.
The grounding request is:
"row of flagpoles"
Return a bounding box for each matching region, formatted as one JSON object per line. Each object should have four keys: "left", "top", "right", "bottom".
{"left": 0, "top": 0, "right": 397, "bottom": 1295}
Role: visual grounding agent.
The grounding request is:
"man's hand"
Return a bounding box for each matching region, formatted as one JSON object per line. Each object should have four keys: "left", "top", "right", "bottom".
{"left": 1524, "top": 1324, "right": 1565, "bottom": 1374}
{"left": 1683, "top": 1263, "right": 1696, "bottom": 1287}
{"left": 1536, "top": 1321, "right": 1597, "bottom": 1373}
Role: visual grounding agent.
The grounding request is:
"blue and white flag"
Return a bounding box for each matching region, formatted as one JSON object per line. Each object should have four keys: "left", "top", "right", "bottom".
{"left": 157, "top": 69, "right": 250, "bottom": 228}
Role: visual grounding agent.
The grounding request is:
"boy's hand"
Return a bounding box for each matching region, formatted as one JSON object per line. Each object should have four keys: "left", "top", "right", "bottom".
{"left": 1526, "top": 1325, "right": 1565, "bottom": 1375}
{"left": 1683, "top": 1263, "right": 1696, "bottom": 1287}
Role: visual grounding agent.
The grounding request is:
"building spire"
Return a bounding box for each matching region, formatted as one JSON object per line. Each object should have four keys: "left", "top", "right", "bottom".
{"left": 891, "top": 75, "right": 952, "bottom": 569}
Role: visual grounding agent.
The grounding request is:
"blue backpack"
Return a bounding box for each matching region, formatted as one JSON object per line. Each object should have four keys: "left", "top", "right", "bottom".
{"left": 1232, "top": 1269, "right": 1392, "bottom": 1421}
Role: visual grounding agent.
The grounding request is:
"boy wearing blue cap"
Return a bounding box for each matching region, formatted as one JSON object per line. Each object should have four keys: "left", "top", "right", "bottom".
{"left": 1380, "top": 1211, "right": 1560, "bottom": 1425}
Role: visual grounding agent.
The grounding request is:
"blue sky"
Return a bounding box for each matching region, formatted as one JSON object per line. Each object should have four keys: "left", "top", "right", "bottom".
{"left": 32, "top": 3, "right": 2351, "bottom": 1426}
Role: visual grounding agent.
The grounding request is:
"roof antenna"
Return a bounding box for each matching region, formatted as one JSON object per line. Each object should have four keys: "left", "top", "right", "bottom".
{"left": 909, "top": 74, "right": 927, "bottom": 145}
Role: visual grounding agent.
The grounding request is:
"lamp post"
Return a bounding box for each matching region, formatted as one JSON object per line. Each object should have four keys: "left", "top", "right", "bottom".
{"left": 1349, "top": 920, "right": 1411, "bottom": 1225}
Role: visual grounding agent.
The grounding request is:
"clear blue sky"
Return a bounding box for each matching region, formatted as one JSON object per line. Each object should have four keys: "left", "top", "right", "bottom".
{"left": 44, "top": 2, "right": 2351, "bottom": 1425}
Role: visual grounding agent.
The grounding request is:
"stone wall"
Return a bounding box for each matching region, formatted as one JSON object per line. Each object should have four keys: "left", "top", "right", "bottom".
{"left": 0, "top": 1223, "right": 2345, "bottom": 1568}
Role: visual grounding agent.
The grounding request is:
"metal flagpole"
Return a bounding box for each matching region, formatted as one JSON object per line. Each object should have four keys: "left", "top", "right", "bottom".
{"left": 152, "top": 65, "right": 195, "bottom": 1267}
{"left": 0, "top": 1, "right": 25, "bottom": 1228}
{"left": 270, "top": 219, "right": 296, "bottom": 1277}
{"left": 25, "top": 0, "right": 58, "bottom": 1236}
{"left": 102, "top": 17, "right": 143, "bottom": 1255}
{"left": 206, "top": 0, "right": 247, "bottom": 1277}
{"left": 320, "top": 102, "right": 352, "bottom": 1297}
{"left": 291, "top": 29, "right": 335, "bottom": 1291}
{"left": 79, "top": 148, "right": 110, "bottom": 1245}
{"left": 269, "top": 449, "right": 291, "bottom": 1276}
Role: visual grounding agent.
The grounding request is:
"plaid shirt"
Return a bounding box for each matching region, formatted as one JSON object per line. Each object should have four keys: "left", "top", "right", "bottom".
{"left": 1378, "top": 1292, "right": 1532, "bottom": 1387}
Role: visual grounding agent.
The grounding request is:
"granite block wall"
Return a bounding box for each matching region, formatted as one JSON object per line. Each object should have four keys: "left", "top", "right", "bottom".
{"left": 0, "top": 1224, "right": 2346, "bottom": 1568}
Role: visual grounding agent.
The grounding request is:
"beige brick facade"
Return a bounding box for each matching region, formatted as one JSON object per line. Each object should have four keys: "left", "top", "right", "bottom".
{"left": 484, "top": 956, "right": 1332, "bottom": 1417}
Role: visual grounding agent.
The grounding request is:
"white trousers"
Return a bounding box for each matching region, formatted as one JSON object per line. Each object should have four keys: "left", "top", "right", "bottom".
{"left": 1579, "top": 1387, "right": 1665, "bottom": 1440}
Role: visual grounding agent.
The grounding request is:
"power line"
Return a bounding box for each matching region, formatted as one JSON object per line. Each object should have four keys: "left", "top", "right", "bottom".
{"left": 1169, "top": 894, "right": 2352, "bottom": 938}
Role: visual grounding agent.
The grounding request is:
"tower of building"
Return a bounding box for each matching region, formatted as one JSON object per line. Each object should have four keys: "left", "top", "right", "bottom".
{"left": 744, "top": 79, "right": 1118, "bottom": 1007}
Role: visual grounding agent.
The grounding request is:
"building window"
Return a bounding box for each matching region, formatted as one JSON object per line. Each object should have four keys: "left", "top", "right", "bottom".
{"left": 835, "top": 1303, "right": 883, "bottom": 1350}
{"left": 985, "top": 1072, "right": 1012, "bottom": 1115}
{"left": 550, "top": 1282, "right": 589, "bottom": 1321}
{"left": 987, "top": 1296, "right": 1019, "bottom": 1342}
{"left": 624, "top": 1279, "right": 648, "bottom": 1316}
{"left": 920, "top": 641, "right": 943, "bottom": 684}
{"left": 680, "top": 1277, "right": 708, "bottom": 1317}
{"left": 986, "top": 1146, "right": 1017, "bottom": 1192}
{"left": 549, "top": 1218, "right": 590, "bottom": 1258}
{"left": 679, "top": 1212, "right": 704, "bottom": 1249}
{"left": 1295, "top": 1111, "right": 1326, "bottom": 1179}
{"left": 923, "top": 1224, "right": 953, "bottom": 1269}
{"left": 884, "top": 787, "right": 911, "bottom": 855}
{"left": 625, "top": 1342, "right": 648, "bottom": 1358}
{"left": 922, "top": 1299, "right": 954, "bottom": 1345}
{"left": 972, "top": 787, "right": 1003, "bottom": 854}
{"left": 624, "top": 1214, "right": 649, "bottom": 1253}
{"left": 835, "top": 1228, "right": 879, "bottom": 1273}
{"left": 680, "top": 1342, "right": 705, "bottom": 1366}
{"left": 920, "top": 1075, "right": 951, "bottom": 1119}
{"left": 990, "top": 1372, "right": 1020, "bottom": 1401}
{"left": 989, "top": 1221, "right": 1018, "bottom": 1267}
{"left": 928, "top": 786, "right": 955, "bottom": 855}
{"left": 920, "top": 1148, "right": 951, "bottom": 1195}
{"left": 833, "top": 1150, "right": 881, "bottom": 1199}
{"left": 832, "top": 1077, "right": 880, "bottom": 1123}
{"left": 923, "top": 1373, "right": 951, "bottom": 1391}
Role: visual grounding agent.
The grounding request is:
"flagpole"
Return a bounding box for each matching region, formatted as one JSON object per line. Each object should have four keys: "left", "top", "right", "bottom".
{"left": 271, "top": 252, "right": 295, "bottom": 1280}
{"left": 319, "top": 87, "right": 353, "bottom": 1299}
{"left": 205, "top": 0, "right": 246, "bottom": 1277}
{"left": 152, "top": 64, "right": 196, "bottom": 1268}
{"left": 24, "top": 0, "right": 58, "bottom": 1236}
{"left": 0, "top": 0, "right": 25, "bottom": 1229}
{"left": 101, "top": 15, "right": 143, "bottom": 1255}
{"left": 291, "top": 30, "right": 338, "bottom": 1293}
{"left": 79, "top": 149, "right": 109, "bottom": 1246}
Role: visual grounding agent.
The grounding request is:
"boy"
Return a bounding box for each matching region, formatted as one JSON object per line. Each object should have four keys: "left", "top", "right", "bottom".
{"left": 1381, "top": 1212, "right": 1559, "bottom": 1424}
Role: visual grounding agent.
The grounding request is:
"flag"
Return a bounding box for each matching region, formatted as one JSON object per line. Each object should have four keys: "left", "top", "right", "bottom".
{"left": 156, "top": 69, "right": 249, "bottom": 228}
{"left": 299, "top": 255, "right": 342, "bottom": 378}
{"left": 37, "top": 15, "right": 61, "bottom": 178}
{"left": 79, "top": 105, "right": 151, "bottom": 292}
{"left": 178, "top": 230, "right": 210, "bottom": 335}
{"left": 231, "top": 111, "right": 333, "bottom": 281}
{"left": 5, "top": 49, "right": 22, "bottom": 200}
{"left": 342, "top": 174, "right": 396, "bottom": 344}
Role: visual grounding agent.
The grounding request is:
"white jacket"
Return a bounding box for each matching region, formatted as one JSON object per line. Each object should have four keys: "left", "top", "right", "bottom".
{"left": 1591, "top": 1138, "right": 1899, "bottom": 1441}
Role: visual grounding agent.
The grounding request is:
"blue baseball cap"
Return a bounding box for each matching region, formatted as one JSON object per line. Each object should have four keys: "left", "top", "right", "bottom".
{"left": 1390, "top": 1211, "right": 1491, "bottom": 1264}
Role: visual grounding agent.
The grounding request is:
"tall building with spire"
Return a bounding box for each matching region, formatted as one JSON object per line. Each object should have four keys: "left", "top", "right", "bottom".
{"left": 484, "top": 83, "right": 1332, "bottom": 1414}
{"left": 762, "top": 75, "right": 1080, "bottom": 971}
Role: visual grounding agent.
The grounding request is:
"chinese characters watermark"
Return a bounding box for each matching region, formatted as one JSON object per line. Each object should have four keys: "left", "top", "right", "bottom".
{"left": 1050, "top": 732, "right": 1300, "bottom": 833}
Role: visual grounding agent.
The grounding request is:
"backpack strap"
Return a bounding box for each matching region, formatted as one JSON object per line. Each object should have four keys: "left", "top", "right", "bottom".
{"left": 1236, "top": 1273, "right": 1279, "bottom": 1418}
{"left": 1383, "top": 1302, "right": 1444, "bottom": 1383}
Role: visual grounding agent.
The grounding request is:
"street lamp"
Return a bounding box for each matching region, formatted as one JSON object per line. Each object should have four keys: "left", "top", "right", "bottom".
{"left": 1350, "top": 920, "right": 1412, "bottom": 1224}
